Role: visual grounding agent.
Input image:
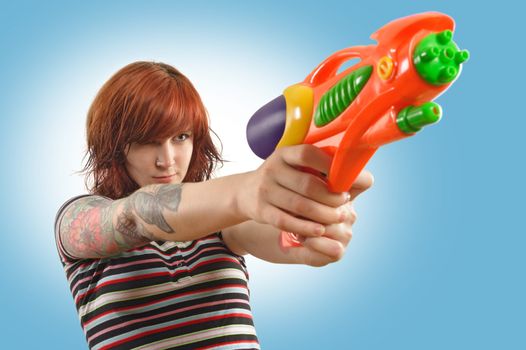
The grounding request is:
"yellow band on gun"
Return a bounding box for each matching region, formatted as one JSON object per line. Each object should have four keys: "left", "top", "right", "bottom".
{"left": 276, "top": 84, "right": 314, "bottom": 148}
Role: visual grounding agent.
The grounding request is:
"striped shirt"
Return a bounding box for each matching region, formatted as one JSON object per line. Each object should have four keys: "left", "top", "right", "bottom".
{"left": 55, "top": 195, "right": 260, "bottom": 350}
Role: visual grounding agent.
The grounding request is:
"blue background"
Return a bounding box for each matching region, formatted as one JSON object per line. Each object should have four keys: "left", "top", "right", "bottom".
{"left": 1, "top": 0, "right": 524, "bottom": 349}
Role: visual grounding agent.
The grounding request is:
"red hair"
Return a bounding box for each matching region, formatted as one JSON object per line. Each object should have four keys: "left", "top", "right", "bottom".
{"left": 79, "top": 61, "right": 223, "bottom": 199}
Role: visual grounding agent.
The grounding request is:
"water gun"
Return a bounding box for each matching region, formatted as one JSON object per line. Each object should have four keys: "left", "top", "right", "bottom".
{"left": 245, "top": 12, "right": 469, "bottom": 247}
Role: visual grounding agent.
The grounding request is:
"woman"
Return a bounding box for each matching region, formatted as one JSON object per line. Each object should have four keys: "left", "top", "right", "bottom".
{"left": 55, "top": 61, "right": 373, "bottom": 349}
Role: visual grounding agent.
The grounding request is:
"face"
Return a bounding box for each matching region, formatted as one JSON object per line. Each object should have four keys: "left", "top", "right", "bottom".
{"left": 124, "top": 131, "right": 194, "bottom": 187}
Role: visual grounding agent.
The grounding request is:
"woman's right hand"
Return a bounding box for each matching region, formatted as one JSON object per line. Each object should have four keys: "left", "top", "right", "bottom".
{"left": 236, "top": 144, "right": 350, "bottom": 238}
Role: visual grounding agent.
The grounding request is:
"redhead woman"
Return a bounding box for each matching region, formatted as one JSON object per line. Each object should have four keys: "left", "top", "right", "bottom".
{"left": 55, "top": 61, "right": 373, "bottom": 349}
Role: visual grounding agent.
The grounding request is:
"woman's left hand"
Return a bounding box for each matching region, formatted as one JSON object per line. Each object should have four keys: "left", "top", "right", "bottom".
{"left": 293, "top": 169, "right": 374, "bottom": 267}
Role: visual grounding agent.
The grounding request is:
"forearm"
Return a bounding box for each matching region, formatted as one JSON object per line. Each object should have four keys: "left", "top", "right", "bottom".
{"left": 127, "top": 173, "right": 249, "bottom": 242}
{"left": 223, "top": 221, "right": 302, "bottom": 264}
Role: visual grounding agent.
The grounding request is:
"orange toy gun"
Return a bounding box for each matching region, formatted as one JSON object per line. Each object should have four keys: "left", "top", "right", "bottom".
{"left": 246, "top": 12, "right": 469, "bottom": 247}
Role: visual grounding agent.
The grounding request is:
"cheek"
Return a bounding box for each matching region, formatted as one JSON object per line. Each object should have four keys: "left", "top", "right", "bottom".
{"left": 125, "top": 161, "right": 141, "bottom": 181}
{"left": 126, "top": 150, "right": 150, "bottom": 176}
{"left": 184, "top": 145, "right": 194, "bottom": 165}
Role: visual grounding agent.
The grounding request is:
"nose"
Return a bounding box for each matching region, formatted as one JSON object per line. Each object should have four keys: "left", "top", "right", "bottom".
{"left": 156, "top": 141, "right": 176, "bottom": 168}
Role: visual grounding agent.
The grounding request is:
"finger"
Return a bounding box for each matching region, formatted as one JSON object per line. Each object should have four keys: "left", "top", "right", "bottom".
{"left": 267, "top": 180, "right": 349, "bottom": 225}
{"left": 279, "top": 144, "right": 333, "bottom": 177}
{"left": 302, "top": 236, "right": 345, "bottom": 262}
{"left": 340, "top": 202, "right": 357, "bottom": 225}
{"left": 267, "top": 184, "right": 343, "bottom": 225}
{"left": 262, "top": 206, "right": 326, "bottom": 238}
{"left": 273, "top": 161, "right": 347, "bottom": 208}
{"left": 322, "top": 222, "right": 353, "bottom": 247}
{"left": 296, "top": 248, "right": 335, "bottom": 267}
{"left": 349, "top": 169, "right": 374, "bottom": 200}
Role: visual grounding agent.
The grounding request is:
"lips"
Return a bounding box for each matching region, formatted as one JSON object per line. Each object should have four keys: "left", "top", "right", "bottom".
{"left": 153, "top": 174, "right": 176, "bottom": 183}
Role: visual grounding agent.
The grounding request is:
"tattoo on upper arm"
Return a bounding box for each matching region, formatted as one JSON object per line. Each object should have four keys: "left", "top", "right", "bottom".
{"left": 60, "top": 185, "right": 182, "bottom": 259}
{"left": 128, "top": 184, "right": 183, "bottom": 235}
{"left": 60, "top": 196, "right": 149, "bottom": 259}
{"left": 60, "top": 197, "right": 111, "bottom": 258}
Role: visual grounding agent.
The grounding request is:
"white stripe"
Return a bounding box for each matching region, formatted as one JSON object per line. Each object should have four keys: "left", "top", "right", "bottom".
{"left": 79, "top": 268, "right": 248, "bottom": 318}
{"left": 135, "top": 324, "right": 258, "bottom": 350}
{"left": 92, "top": 309, "right": 255, "bottom": 350}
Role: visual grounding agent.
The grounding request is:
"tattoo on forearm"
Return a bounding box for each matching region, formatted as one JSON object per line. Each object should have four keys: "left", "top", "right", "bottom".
{"left": 129, "top": 184, "right": 183, "bottom": 235}
{"left": 117, "top": 199, "right": 156, "bottom": 241}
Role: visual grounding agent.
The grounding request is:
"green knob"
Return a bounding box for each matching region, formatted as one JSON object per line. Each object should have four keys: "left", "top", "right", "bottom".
{"left": 441, "top": 47, "right": 456, "bottom": 62}
{"left": 396, "top": 102, "right": 442, "bottom": 134}
{"left": 438, "top": 66, "right": 457, "bottom": 83}
{"left": 420, "top": 47, "right": 440, "bottom": 62}
{"left": 413, "top": 30, "right": 470, "bottom": 86}
{"left": 455, "top": 50, "right": 470, "bottom": 64}
{"left": 437, "top": 30, "right": 453, "bottom": 44}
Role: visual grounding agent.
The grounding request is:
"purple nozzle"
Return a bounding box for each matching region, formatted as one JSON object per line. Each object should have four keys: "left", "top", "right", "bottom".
{"left": 246, "top": 95, "right": 287, "bottom": 159}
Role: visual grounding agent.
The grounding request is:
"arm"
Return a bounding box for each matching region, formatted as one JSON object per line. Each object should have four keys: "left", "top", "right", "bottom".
{"left": 59, "top": 174, "right": 249, "bottom": 259}
{"left": 59, "top": 145, "right": 350, "bottom": 260}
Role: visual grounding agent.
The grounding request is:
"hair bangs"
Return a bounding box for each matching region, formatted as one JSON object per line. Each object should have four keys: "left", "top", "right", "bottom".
{"left": 133, "top": 75, "right": 208, "bottom": 144}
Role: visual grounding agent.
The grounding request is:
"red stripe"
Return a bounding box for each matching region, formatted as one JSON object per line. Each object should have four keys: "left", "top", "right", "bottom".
{"left": 75, "top": 271, "right": 169, "bottom": 304}
{"left": 76, "top": 257, "right": 238, "bottom": 304}
{"left": 82, "top": 283, "right": 247, "bottom": 326}
{"left": 67, "top": 235, "right": 219, "bottom": 271}
{"left": 87, "top": 298, "right": 249, "bottom": 343}
{"left": 99, "top": 313, "right": 252, "bottom": 350}
{"left": 71, "top": 246, "right": 224, "bottom": 295}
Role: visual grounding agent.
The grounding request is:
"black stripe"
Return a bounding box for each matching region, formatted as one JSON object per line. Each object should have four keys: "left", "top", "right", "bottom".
{"left": 59, "top": 224, "right": 258, "bottom": 349}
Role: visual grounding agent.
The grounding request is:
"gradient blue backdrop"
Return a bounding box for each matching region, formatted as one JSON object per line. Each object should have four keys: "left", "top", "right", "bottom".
{"left": 1, "top": 1, "right": 524, "bottom": 349}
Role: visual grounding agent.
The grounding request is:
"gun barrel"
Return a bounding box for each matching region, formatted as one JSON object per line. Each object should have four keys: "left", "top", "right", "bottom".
{"left": 396, "top": 102, "right": 442, "bottom": 133}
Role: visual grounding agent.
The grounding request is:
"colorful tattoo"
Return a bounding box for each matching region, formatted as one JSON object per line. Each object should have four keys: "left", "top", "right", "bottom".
{"left": 60, "top": 196, "right": 147, "bottom": 259}
{"left": 59, "top": 184, "right": 183, "bottom": 259}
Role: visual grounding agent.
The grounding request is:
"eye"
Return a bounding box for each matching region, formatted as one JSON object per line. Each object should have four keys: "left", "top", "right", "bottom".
{"left": 173, "top": 132, "right": 192, "bottom": 142}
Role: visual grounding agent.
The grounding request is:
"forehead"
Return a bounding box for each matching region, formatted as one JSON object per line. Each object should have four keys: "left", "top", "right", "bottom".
{"left": 137, "top": 114, "right": 194, "bottom": 142}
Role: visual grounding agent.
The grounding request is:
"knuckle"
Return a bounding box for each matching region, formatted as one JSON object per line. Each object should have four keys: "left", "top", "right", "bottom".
{"left": 257, "top": 177, "right": 273, "bottom": 195}
{"left": 344, "top": 230, "right": 353, "bottom": 243}
{"left": 300, "top": 176, "right": 315, "bottom": 196}
{"left": 333, "top": 244, "right": 345, "bottom": 261}
{"left": 273, "top": 213, "right": 286, "bottom": 230}
{"left": 292, "top": 197, "right": 309, "bottom": 215}
{"left": 297, "top": 145, "right": 311, "bottom": 162}
{"left": 259, "top": 165, "right": 273, "bottom": 178}
{"left": 254, "top": 186, "right": 267, "bottom": 203}
{"left": 349, "top": 210, "right": 358, "bottom": 223}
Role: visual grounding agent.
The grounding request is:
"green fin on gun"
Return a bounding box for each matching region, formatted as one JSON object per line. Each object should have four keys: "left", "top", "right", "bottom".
{"left": 314, "top": 65, "right": 373, "bottom": 127}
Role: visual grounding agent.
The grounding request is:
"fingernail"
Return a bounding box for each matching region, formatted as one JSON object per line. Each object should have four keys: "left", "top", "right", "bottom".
{"left": 345, "top": 192, "right": 351, "bottom": 202}
{"left": 315, "top": 225, "right": 325, "bottom": 236}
